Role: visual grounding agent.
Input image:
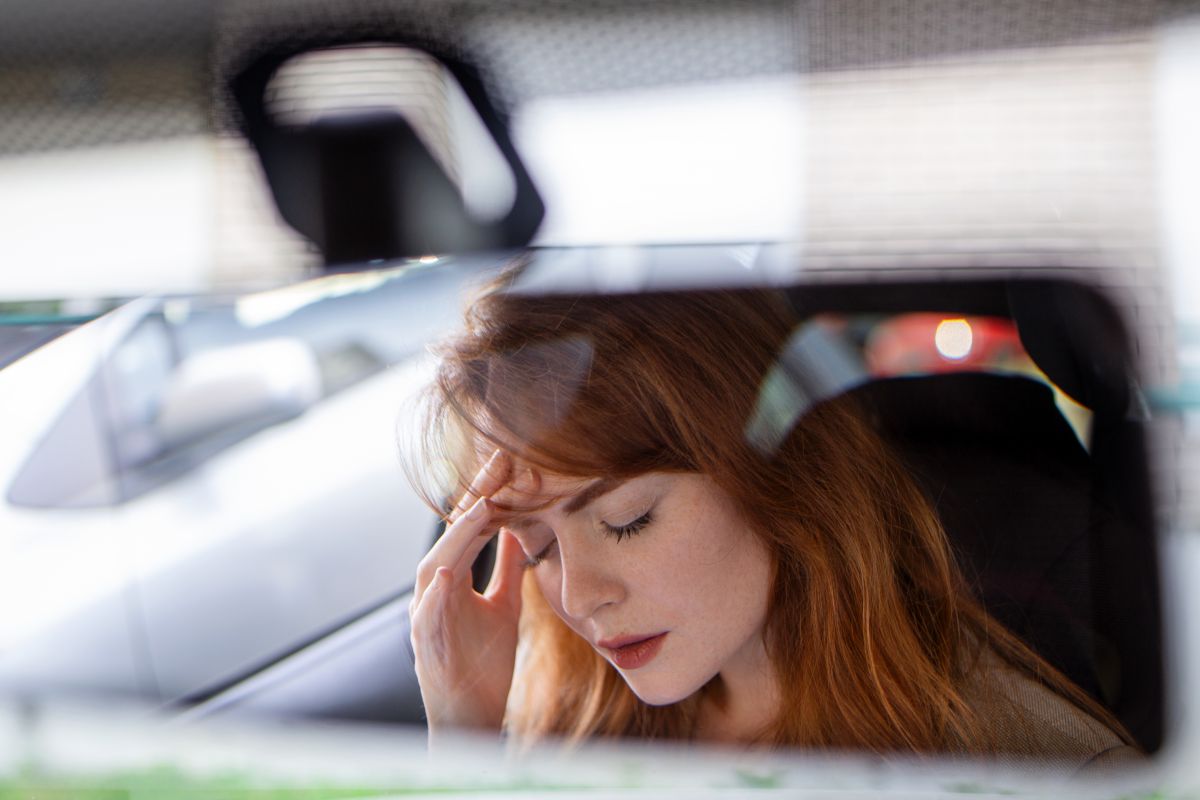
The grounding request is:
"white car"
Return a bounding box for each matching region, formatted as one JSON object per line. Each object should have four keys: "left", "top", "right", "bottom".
{"left": 1, "top": 0, "right": 1198, "bottom": 796}
{"left": 0, "top": 264, "right": 477, "bottom": 716}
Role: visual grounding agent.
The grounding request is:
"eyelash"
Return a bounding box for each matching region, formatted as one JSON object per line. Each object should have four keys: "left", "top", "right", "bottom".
{"left": 524, "top": 511, "right": 653, "bottom": 568}
{"left": 603, "top": 510, "right": 653, "bottom": 542}
{"left": 524, "top": 543, "right": 553, "bottom": 569}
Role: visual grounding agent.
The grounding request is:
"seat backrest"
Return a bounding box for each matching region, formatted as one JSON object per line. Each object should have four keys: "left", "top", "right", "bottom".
{"left": 848, "top": 371, "right": 1161, "bottom": 751}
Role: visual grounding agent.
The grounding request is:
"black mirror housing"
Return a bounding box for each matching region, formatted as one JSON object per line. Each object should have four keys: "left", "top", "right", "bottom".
{"left": 229, "top": 35, "right": 544, "bottom": 267}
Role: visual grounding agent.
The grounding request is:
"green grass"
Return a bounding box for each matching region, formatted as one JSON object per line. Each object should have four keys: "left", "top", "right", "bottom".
{"left": 0, "top": 766, "right": 394, "bottom": 800}
{"left": 0, "top": 764, "right": 599, "bottom": 799}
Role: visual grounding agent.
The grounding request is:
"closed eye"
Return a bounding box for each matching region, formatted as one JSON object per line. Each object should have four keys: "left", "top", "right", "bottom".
{"left": 524, "top": 539, "right": 556, "bottom": 569}
{"left": 524, "top": 508, "right": 653, "bottom": 567}
{"left": 602, "top": 510, "right": 653, "bottom": 542}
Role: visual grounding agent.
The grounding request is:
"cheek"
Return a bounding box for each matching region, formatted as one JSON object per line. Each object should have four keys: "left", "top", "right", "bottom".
{"left": 532, "top": 569, "right": 559, "bottom": 608}
{"left": 672, "top": 521, "right": 771, "bottom": 615}
{"left": 531, "top": 568, "right": 577, "bottom": 630}
{"left": 717, "top": 537, "right": 773, "bottom": 629}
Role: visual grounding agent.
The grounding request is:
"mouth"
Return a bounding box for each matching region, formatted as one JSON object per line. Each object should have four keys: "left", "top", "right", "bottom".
{"left": 597, "top": 632, "right": 668, "bottom": 670}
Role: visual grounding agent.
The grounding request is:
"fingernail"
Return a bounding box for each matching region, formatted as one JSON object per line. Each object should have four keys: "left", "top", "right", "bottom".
{"left": 486, "top": 449, "right": 512, "bottom": 477}
{"left": 468, "top": 496, "right": 489, "bottom": 519}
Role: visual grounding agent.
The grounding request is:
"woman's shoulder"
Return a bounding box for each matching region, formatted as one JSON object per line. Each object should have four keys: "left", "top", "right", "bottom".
{"left": 965, "top": 650, "right": 1143, "bottom": 773}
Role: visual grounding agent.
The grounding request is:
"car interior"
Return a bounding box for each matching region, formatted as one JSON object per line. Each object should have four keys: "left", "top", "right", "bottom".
{"left": 174, "top": 265, "right": 1165, "bottom": 759}
{"left": 1, "top": 0, "right": 1193, "bottom": 783}
{"left": 163, "top": 10, "right": 1172, "bottom": 756}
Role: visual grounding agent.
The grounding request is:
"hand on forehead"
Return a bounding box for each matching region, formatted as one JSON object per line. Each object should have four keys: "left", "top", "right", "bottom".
{"left": 488, "top": 460, "right": 594, "bottom": 516}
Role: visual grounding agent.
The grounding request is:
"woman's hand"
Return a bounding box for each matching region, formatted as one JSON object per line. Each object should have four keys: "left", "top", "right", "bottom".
{"left": 409, "top": 450, "right": 525, "bottom": 739}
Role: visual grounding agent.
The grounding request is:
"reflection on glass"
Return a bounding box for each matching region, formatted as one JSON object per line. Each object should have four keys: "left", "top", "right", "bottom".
{"left": 406, "top": 272, "right": 1146, "bottom": 770}
{"left": 863, "top": 313, "right": 1025, "bottom": 377}
{"left": 935, "top": 318, "right": 973, "bottom": 360}
{"left": 0, "top": 268, "right": 456, "bottom": 720}
{"left": 266, "top": 44, "right": 518, "bottom": 223}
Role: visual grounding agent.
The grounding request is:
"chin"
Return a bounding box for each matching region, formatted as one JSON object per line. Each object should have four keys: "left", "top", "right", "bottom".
{"left": 619, "top": 671, "right": 705, "bottom": 707}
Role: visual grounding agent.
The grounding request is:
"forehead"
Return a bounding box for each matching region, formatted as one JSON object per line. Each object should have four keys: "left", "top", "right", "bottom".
{"left": 490, "top": 465, "right": 585, "bottom": 507}
{"left": 490, "top": 466, "right": 626, "bottom": 518}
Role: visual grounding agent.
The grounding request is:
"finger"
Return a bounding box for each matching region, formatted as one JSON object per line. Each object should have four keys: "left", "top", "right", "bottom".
{"left": 415, "top": 494, "right": 496, "bottom": 601}
{"left": 449, "top": 510, "right": 506, "bottom": 584}
{"left": 447, "top": 449, "right": 511, "bottom": 523}
{"left": 484, "top": 529, "right": 527, "bottom": 614}
{"left": 412, "top": 567, "right": 453, "bottom": 662}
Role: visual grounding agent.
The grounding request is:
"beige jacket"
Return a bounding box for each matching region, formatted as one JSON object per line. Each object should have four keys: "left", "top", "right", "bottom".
{"left": 965, "top": 651, "right": 1143, "bottom": 773}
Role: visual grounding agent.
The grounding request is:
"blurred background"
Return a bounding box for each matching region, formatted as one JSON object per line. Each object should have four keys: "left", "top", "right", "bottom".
{"left": 1, "top": 0, "right": 1198, "bottom": 794}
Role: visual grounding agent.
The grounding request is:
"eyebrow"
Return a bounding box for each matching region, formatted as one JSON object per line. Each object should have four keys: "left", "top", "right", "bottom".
{"left": 562, "top": 477, "right": 626, "bottom": 515}
{"left": 503, "top": 477, "right": 627, "bottom": 534}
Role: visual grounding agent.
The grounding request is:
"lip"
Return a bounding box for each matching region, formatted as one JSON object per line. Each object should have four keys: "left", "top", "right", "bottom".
{"left": 597, "top": 632, "right": 668, "bottom": 670}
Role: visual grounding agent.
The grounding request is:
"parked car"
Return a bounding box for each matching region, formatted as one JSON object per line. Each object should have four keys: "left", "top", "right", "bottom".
{"left": 1, "top": 0, "right": 1198, "bottom": 797}
{"left": 0, "top": 263, "right": 479, "bottom": 711}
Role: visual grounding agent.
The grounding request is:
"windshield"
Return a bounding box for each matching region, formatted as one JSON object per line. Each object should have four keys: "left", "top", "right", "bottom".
{"left": 1, "top": 2, "right": 1197, "bottom": 797}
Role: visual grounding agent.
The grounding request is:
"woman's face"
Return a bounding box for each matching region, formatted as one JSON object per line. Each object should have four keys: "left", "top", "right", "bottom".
{"left": 498, "top": 470, "right": 774, "bottom": 706}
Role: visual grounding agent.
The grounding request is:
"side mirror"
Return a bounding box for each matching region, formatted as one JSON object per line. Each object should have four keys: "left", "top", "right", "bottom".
{"left": 154, "top": 338, "right": 322, "bottom": 450}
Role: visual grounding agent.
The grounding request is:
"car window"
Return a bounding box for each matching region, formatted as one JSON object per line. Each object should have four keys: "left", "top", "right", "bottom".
{"left": 0, "top": 302, "right": 108, "bottom": 370}
{"left": 2, "top": 2, "right": 1198, "bottom": 796}
{"left": 5, "top": 262, "right": 467, "bottom": 509}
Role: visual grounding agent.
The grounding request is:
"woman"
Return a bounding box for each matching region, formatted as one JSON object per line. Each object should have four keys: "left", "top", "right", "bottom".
{"left": 406, "top": 270, "right": 1139, "bottom": 769}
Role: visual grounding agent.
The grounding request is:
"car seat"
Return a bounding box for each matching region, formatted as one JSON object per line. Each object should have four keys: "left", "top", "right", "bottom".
{"left": 842, "top": 281, "right": 1162, "bottom": 752}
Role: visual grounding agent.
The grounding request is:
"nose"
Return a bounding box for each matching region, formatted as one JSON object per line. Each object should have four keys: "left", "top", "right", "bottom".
{"left": 558, "top": 545, "right": 623, "bottom": 621}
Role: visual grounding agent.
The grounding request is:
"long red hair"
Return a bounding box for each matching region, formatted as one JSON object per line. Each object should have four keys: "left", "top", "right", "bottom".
{"left": 412, "top": 268, "right": 1129, "bottom": 753}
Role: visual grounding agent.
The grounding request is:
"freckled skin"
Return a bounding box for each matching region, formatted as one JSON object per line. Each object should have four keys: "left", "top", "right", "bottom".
{"left": 499, "top": 472, "right": 775, "bottom": 708}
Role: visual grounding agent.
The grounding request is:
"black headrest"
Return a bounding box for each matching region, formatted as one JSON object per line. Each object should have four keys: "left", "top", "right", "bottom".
{"left": 1008, "top": 281, "right": 1136, "bottom": 421}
